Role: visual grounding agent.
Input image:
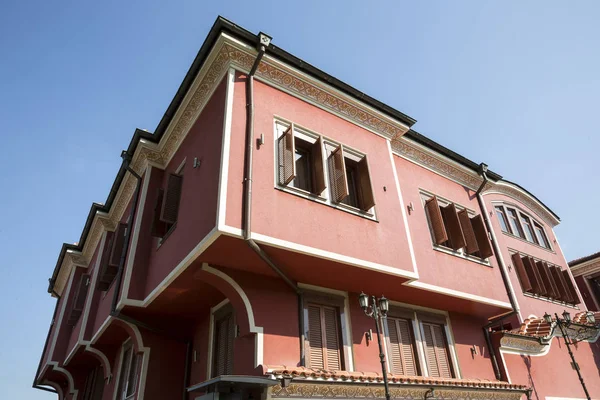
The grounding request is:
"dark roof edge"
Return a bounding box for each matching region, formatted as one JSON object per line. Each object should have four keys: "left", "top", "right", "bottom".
{"left": 569, "top": 251, "right": 600, "bottom": 267}
{"left": 497, "top": 178, "right": 560, "bottom": 222}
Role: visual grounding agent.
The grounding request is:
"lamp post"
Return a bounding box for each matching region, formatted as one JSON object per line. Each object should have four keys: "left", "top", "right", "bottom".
{"left": 544, "top": 312, "right": 591, "bottom": 400}
{"left": 359, "top": 292, "right": 390, "bottom": 400}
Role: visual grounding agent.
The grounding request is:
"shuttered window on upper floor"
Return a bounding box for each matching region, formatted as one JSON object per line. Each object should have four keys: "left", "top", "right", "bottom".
{"left": 511, "top": 252, "right": 580, "bottom": 305}
{"left": 306, "top": 303, "right": 344, "bottom": 370}
{"left": 151, "top": 170, "right": 184, "bottom": 240}
{"left": 275, "top": 121, "right": 375, "bottom": 215}
{"left": 421, "top": 322, "right": 453, "bottom": 379}
{"left": 68, "top": 273, "right": 90, "bottom": 326}
{"left": 97, "top": 223, "right": 127, "bottom": 292}
{"left": 385, "top": 317, "right": 418, "bottom": 376}
{"left": 424, "top": 195, "right": 493, "bottom": 260}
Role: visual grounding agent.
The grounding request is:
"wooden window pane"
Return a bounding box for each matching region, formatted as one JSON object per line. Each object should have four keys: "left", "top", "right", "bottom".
{"left": 341, "top": 160, "right": 359, "bottom": 208}
{"left": 520, "top": 214, "right": 538, "bottom": 244}
{"left": 151, "top": 188, "right": 168, "bottom": 238}
{"left": 109, "top": 223, "right": 128, "bottom": 268}
{"left": 457, "top": 209, "right": 479, "bottom": 255}
{"left": 550, "top": 266, "right": 572, "bottom": 303}
{"left": 292, "top": 143, "right": 312, "bottom": 192}
{"left": 507, "top": 208, "right": 524, "bottom": 238}
{"left": 471, "top": 215, "right": 494, "bottom": 259}
{"left": 307, "top": 304, "right": 342, "bottom": 370}
{"left": 422, "top": 323, "right": 453, "bottom": 378}
{"left": 311, "top": 136, "right": 326, "bottom": 195}
{"left": 425, "top": 196, "right": 448, "bottom": 245}
{"left": 536, "top": 260, "right": 556, "bottom": 299}
{"left": 440, "top": 203, "right": 466, "bottom": 251}
{"left": 328, "top": 145, "right": 349, "bottom": 203}
{"left": 357, "top": 156, "right": 375, "bottom": 211}
{"left": 68, "top": 274, "right": 89, "bottom": 326}
{"left": 533, "top": 222, "right": 550, "bottom": 249}
{"left": 307, "top": 305, "right": 324, "bottom": 369}
{"left": 278, "top": 124, "right": 296, "bottom": 185}
{"left": 511, "top": 253, "right": 532, "bottom": 293}
{"left": 160, "top": 173, "right": 183, "bottom": 224}
{"left": 523, "top": 256, "right": 546, "bottom": 296}
{"left": 213, "top": 311, "right": 234, "bottom": 376}
{"left": 387, "top": 318, "right": 418, "bottom": 376}
{"left": 323, "top": 307, "right": 342, "bottom": 370}
{"left": 96, "top": 232, "right": 117, "bottom": 291}
{"left": 562, "top": 270, "right": 580, "bottom": 305}
{"left": 542, "top": 261, "right": 560, "bottom": 300}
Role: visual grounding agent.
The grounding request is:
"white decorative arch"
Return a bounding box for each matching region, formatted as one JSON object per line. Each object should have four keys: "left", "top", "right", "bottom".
{"left": 42, "top": 380, "right": 64, "bottom": 400}
{"left": 49, "top": 362, "right": 78, "bottom": 399}
{"left": 201, "top": 263, "right": 264, "bottom": 367}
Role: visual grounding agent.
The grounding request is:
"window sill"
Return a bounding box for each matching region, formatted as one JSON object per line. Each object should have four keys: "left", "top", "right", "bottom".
{"left": 275, "top": 185, "right": 378, "bottom": 222}
{"left": 522, "top": 292, "right": 580, "bottom": 309}
{"left": 157, "top": 222, "right": 178, "bottom": 250}
{"left": 432, "top": 244, "right": 492, "bottom": 267}
{"left": 501, "top": 231, "right": 555, "bottom": 254}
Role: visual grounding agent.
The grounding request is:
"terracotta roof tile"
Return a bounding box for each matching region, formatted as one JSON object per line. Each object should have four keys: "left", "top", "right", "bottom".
{"left": 509, "top": 311, "right": 599, "bottom": 339}
{"left": 263, "top": 366, "right": 527, "bottom": 390}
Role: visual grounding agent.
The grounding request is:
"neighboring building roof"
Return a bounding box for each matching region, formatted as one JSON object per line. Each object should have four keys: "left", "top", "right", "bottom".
{"left": 47, "top": 16, "right": 561, "bottom": 293}
{"left": 569, "top": 251, "right": 600, "bottom": 267}
{"left": 263, "top": 365, "right": 527, "bottom": 391}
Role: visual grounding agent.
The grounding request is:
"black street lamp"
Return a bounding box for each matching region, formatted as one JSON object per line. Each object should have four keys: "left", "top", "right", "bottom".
{"left": 359, "top": 292, "right": 391, "bottom": 400}
{"left": 544, "top": 312, "right": 591, "bottom": 400}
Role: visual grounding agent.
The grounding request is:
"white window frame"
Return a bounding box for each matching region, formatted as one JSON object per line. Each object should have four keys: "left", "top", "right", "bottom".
{"left": 114, "top": 339, "right": 139, "bottom": 400}
{"left": 206, "top": 299, "right": 234, "bottom": 379}
{"left": 492, "top": 202, "right": 554, "bottom": 252}
{"left": 273, "top": 117, "right": 377, "bottom": 221}
{"left": 420, "top": 190, "right": 491, "bottom": 266}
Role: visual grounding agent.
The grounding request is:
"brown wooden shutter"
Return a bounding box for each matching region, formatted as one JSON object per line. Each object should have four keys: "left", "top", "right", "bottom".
{"left": 356, "top": 156, "right": 375, "bottom": 211}
{"left": 307, "top": 304, "right": 342, "bottom": 370}
{"left": 425, "top": 196, "right": 448, "bottom": 245}
{"left": 457, "top": 210, "right": 479, "bottom": 255}
{"left": 542, "top": 261, "right": 560, "bottom": 300}
{"left": 387, "top": 318, "right": 417, "bottom": 376}
{"left": 311, "top": 136, "right": 326, "bottom": 194}
{"left": 550, "top": 266, "right": 572, "bottom": 303}
{"left": 440, "top": 203, "right": 466, "bottom": 250}
{"left": 213, "top": 311, "right": 234, "bottom": 376}
{"left": 536, "top": 260, "right": 556, "bottom": 299}
{"left": 523, "top": 256, "right": 545, "bottom": 296}
{"left": 109, "top": 223, "right": 127, "bottom": 267}
{"left": 562, "top": 270, "right": 580, "bottom": 305}
{"left": 278, "top": 125, "right": 296, "bottom": 186}
{"left": 160, "top": 173, "right": 183, "bottom": 224}
{"left": 96, "top": 232, "right": 118, "bottom": 291}
{"left": 422, "top": 323, "right": 452, "bottom": 378}
{"left": 151, "top": 189, "right": 167, "bottom": 238}
{"left": 471, "top": 215, "right": 494, "bottom": 259}
{"left": 511, "top": 253, "right": 532, "bottom": 293}
{"left": 329, "top": 145, "right": 349, "bottom": 203}
{"left": 68, "top": 274, "right": 90, "bottom": 326}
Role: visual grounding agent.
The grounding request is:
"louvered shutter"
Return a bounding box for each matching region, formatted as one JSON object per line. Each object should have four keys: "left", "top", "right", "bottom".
{"left": 323, "top": 306, "right": 342, "bottom": 370}
{"left": 68, "top": 274, "right": 90, "bottom": 326}
{"left": 562, "top": 270, "right": 580, "bottom": 305}
{"left": 551, "top": 266, "right": 572, "bottom": 303}
{"left": 307, "top": 304, "right": 342, "bottom": 370}
{"left": 329, "top": 145, "right": 349, "bottom": 203}
{"left": 214, "top": 312, "right": 234, "bottom": 376}
{"left": 511, "top": 253, "right": 532, "bottom": 293}
{"left": 529, "top": 257, "right": 547, "bottom": 296}
{"left": 471, "top": 215, "right": 494, "bottom": 258}
{"left": 311, "top": 136, "right": 326, "bottom": 194}
{"left": 536, "top": 261, "right": 556, "bottom": 299}
{"left": 160, "top": 173, "right": 183, "bottom": 224}
{"left": 97, "top": 232, "right": 118, "bottom": 291}
{"left": 151, "top": 189, "right": 167, "bottom": 237}
{"left": 109, "top": 223, "right": 127, "bottom": 267}
{"left": 542, "top": 261, "right": 560, "bottom": 300}
{"left": 356, "top": 156, "right": 375, "bottom": 211}
{"left": 387, "top": 318, "right": 417, "bottom": 376}
{"left": 425, "top": 197, "right": 448, "bottom": 245}
{"left": 441, "top": 204, "right": 466, "bottom": 250}
{"left": 307, "top": 305, "right": 324, "bottom": 369}
{"left": 457, "top": 209, "right": 479, "bottom": 255}
{"left": 278, "top": 125, "right": 296, "bottom": 186}
{"left": 422, "top": 323, "right": 453, "bottom": 378}
{"left": 522, "top": 256, "right": 543, "bottom": 295}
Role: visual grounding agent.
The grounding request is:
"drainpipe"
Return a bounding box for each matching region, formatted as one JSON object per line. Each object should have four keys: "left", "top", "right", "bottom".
{"left": 242, "top": 32, "right": 306, "bottom": 366}
{"left": 476, "top": 163, "right": 519, "bottom": 380}
{"left": 108, "top": 152, "right": 193, "bottom": 399}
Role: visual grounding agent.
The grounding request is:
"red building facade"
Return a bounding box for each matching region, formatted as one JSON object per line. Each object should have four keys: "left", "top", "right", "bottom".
{"left": 34, "top": 17, "right": 600, "bottom": 400}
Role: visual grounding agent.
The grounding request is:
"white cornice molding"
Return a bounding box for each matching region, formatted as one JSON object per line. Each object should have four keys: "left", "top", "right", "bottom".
{"left": 570, "top": 257, "right": 600, "bottom": 277}
{"left": 391, "top": 136, "right": 560, "bottom": 228}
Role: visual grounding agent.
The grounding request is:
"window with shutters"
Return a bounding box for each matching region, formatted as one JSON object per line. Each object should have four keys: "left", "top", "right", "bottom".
{"left": 68, "top": 273, "right": 90, "bottom": 326}
{"left": 116, "top": 341, "right": 141, "bottom": 400}
{"left": 305, "top": 303, "right": 344, "bottom": 370}
{"left": 384, "top": 317, "right": 419, "bottom": 376}
{"left": 82, "top": 366, "right": 104, "bottom": 400}
{"left": 494, "top": 203, "right": 553, "bottom": 251}
{"left": 97, "top": 224, "right": 128, "bottom": 292}
{"left": 151, "top": 161, "right": 185, "bottom": 243}
{"left": 422, "top": 192, "right": 493, "bottom": 263}
{"left": 420, "top": 322, "right": 454, "bottom": 378}
{"left": 274, "top": 119, "right": 376, "bottom": 219}
{"left": 211, "top": 304, "right": 235, "bottom": 377}
{"left": 510, "top": 251, "right": 580, "bottom": 305}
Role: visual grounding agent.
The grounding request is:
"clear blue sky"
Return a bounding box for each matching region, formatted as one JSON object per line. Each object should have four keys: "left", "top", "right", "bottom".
{"left": 1, "top": 1, "right": 598, "bottom": 398}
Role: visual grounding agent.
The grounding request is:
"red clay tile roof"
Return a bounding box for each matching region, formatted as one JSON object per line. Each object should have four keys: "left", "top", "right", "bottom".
{"left": 263, "top": 366, "right": 527, "bottom": 391}
{"left": 509, "top": 311, "right": 599, "bottom": 339}
{"left": 572, "top": 311, "right": 600, "bottom": 325}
